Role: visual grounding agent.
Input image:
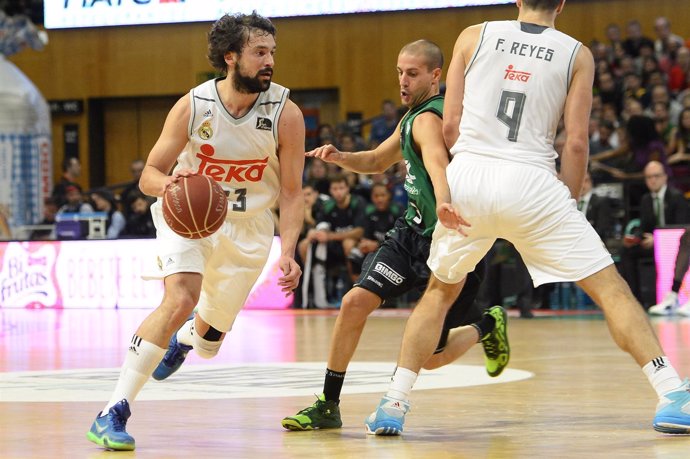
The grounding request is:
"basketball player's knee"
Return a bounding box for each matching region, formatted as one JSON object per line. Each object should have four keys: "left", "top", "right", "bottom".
{"left": 340, "top": 291, "right": 376, "bottom": 322}
{"left": 192, "top": 326, "right": 224, "bottom": 359}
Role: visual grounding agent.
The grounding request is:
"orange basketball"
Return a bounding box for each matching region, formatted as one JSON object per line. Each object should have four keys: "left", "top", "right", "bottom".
{"left": 162, "top": 175, "right": 228, "bottom": 239}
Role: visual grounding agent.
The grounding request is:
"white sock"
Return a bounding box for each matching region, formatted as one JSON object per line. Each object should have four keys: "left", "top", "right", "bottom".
{"left": 642, "top": 356, "right": 683, "bottom": 397}
{"left": 386, "top": 367, "right": 418, "bottom": 402}
{"left": 176, "top": 318, "right": 195, "bottom": 347}
{"left": 102, "top": 335, "right": 166, "bottom": 414}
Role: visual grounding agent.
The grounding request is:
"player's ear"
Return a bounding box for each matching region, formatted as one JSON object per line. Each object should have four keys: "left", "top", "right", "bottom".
{"left": 224, "top": 51, "right": 236, "bottom": 67}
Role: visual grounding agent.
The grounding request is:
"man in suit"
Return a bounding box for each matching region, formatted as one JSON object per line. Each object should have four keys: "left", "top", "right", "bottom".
{"left": 620, "top": 160, "right": 689, "bottom": 305}
{"left": 578, "top": 171, "right": 614, "bottom": 240}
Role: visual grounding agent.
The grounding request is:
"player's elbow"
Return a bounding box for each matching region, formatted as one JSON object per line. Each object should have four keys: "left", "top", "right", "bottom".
{"left": 442, "top": 123, "right": 458, "bottom": 149}
{"left": 564, "top": 138, "right": 589, "bottom": 159}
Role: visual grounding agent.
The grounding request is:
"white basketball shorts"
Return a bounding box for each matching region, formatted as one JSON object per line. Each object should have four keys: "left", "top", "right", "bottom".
{"left": 428, "top": 154, "right": 613, "bottom": 287}
{"left": 150, "top": 200, "right": 274, "bottom": 331}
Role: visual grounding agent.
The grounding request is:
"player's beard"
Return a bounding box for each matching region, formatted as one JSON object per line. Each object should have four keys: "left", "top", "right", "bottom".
{"left": 232, "top": 61, "right": 272, "bottom": 94}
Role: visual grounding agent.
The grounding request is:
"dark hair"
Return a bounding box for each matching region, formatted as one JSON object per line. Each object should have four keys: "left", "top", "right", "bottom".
{"left": 329, "top": 174, "right": 349, "bottom": 187}
{"left": 207, "top": 11, "right": 276, "bottom": 74}
{"left": 522, "top": 0, "right": 562, "bottom": 10}
{"left": 91, "top": 188, "right": 117, "bottom": 209}
{"left": 626, "top": 115, "right": 660, "bottom": 150}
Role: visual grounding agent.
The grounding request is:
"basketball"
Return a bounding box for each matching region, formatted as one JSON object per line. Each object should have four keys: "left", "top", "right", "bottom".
{"left": 162, "top": 175, "right": 228, "bottom": 239}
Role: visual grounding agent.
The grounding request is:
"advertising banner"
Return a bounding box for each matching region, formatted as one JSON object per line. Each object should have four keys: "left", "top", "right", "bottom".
{"left": 0, "top": 237, "right": 291, "bottom": 309}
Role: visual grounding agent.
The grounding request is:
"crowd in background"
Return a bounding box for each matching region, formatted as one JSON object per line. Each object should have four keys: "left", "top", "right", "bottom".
{"left": 25, "top": 16, "right": 690, "bottom": 312}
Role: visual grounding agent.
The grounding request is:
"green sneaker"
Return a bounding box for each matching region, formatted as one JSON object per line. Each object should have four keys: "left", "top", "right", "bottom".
{"left": 481, "top": 305, "right": 510, "bottom": 377}
{"left": 282, "top": 394, "right": 342, "bottom": 431}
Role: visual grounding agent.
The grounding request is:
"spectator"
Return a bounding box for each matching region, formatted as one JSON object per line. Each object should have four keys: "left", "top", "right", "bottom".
{"left": 578, "top": 171, "right": 614, "bottom": 240}
{"left": 304, "top": 157, "right": 331, "bottom": 196}
{"left": 122, "top": 192, "right": 155, "bottom": 238}
{"left": 668, "top": 107, "right": 690, "bottom": 193}
{"left": 653, "top": 17, "right": 685, "bottom": 62}
{"left": 349, "top": 183, "right": 403, "bottom": 279}
{"left": 590, "top": 119, "right": 618, "bottom": 156}
{"left": 623, "top": 19, "right": 654, "bottom": 58}
{"left": 649, "top": 84, "right": 683, "bottom": 125}
{"left": 51, "top": 157, "right": 82, "bottom": 208}
{"left": 668, "top": 47, "right": 690, "bottom": 96}
{"left": 90, "top": 188, "right": 126, "bottom": 239}
{"left": 119, "top": 159, "right": 146, "bottom": 218}
{"left": 299, "top": 175, "right": 366, "bottom": 308}
{"left": 368, "top": 99, "right": 399, "bottom": 145}
{"left": 29, "top": 197, "right": 58, "bottom": 240}
{"left": 57, "top": 185, "right": 93, "bottom": 214}
{"left": 619, "top": 161, "right": 689, "bottom": 305}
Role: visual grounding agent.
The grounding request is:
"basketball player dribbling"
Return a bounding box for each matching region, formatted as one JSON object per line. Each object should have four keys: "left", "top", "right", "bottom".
{"left": 87, "top": 12, "right": 305, "bottom": 451}
{"left": 365, "top": 0, "right": 690, "bottom": 436}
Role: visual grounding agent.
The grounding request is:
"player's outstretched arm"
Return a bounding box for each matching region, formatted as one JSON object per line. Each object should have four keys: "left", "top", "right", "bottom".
{"left": 140, "top": 95, "right": 193, "bottom": 198}
{"left": 306, "top": 123, "right": 404, "bottom": 174}
{"left": 277, "top": 99, "right": 306, "bottom": 293}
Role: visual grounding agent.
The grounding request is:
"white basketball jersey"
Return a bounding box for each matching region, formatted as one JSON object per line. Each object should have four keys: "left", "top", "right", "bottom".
{"left": 174, "top": 78, "right": 289, "bottom": 217}
{"left": 451, "top": 21, "right": 582, "bottom": 172}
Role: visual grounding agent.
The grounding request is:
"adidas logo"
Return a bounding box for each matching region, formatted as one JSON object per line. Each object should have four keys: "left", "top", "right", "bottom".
{"left": 203, "top": 109, "right": 212, "bottom": 117}
{"left": 652, "top": 357, "right": 667, "bottom": 373}
{"left": 166, "top": 257, "right": 175, "bottom": 266}
{"left": 128, "top": 345, "right": 139, "bottom": 355}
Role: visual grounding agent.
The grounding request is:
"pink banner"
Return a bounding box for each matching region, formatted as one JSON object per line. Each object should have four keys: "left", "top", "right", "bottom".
{"left": 0, "top": 238, "right": 292, "bottom": 309}
{"left": 654, "top": 228, "right": 690, "bottom": 305}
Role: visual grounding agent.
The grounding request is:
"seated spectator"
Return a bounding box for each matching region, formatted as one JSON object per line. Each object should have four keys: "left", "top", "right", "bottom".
{"left": 668, "top": 47, "right": 690, "bottom": 96}
{"left": 649, "top": 227, "right": 690, "bottom": 316}
{"left": 119, "top": 159, "right": 146, "bottom": 219}
{"left": 304, "top": 157, "right": 331, "bottom": 196}
{"left": 299, "top": 175, "right": 366, "bottom": 308}
{"left": 619, "top": 161, "right": 689, "bottom": 306}
{"left": 622, "top": 19, "right": 654, "bottom": 58}
{"left": 122, "top": 193, "right": 155, "bottom": 238}
{"left": 368, "top": 99, "right": 399, "bottom": 146}
{"left": 668, "top": 107, "right": 690, "bottom": 194}
{"left": 58, "top": 185, "right": 94, "bottom": 214}
{"left": 578, "top": 171, "right": 614, "bottom": 241}
{"left": 349, "top": 183, "right": 403, "bottom": 278}
{"left": 51, "top": 156, "right": 82, "bottom": 208}
{"left": 90, "top": 188, "right": 126, "bottom": 239}
{"left": 29, "top": 197, "right": 58, "bottom": 240}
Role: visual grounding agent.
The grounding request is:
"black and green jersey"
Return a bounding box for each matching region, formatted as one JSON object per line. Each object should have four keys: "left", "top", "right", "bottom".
{"left": 399, "top": 95, "right": 444, "bottom": 237}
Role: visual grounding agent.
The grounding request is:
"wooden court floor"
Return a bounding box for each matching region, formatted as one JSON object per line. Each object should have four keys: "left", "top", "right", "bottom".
{"left": 1, "top": 307, "right": 690, "bottom": 458}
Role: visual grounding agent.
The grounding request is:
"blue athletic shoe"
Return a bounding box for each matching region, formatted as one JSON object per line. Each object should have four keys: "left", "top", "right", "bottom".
{"left": 653, "top": 379, "right": 690, "bottom": 434}
{"left": 365, "top": 396, "right": 410, "bottom": 436}
{"left": 152, "top": 332, "right": 193, "bottom": 381}
{"left": 86, "top": 399, "right": 135, "bottom": 451}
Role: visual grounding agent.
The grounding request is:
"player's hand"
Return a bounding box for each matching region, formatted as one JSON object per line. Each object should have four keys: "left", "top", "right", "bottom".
{"left": 437, "top": 203, "right": 471, "bottom": 236}
{"left": 306, "top": 144, "right": 344, "bottom": 163}
{"left": 155, "top": 169, "right": 195, "bottom": 196}
{"left": 278, "top": 256, "right": 302, "bottom": 294}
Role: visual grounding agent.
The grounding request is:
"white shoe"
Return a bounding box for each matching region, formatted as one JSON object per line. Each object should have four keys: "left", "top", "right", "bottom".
{"left": 677, "top": 300, "right": 690, "bottom": 317}
{"left": 648, "top": 292, "right": 679, "bottom": 315}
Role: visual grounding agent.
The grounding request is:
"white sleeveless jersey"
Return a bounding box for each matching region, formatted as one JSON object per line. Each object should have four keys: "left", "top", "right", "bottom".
{"left": 451, "top": 21, "right": 582, "bottom": 172}
{"left": 173, "top": 78, "right": 289, "bottom": 217}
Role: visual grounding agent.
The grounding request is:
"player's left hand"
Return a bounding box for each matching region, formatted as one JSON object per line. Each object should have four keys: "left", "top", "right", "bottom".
{"left": 437, "top": 203, "right": 471, "bottom": 236}
{"left": 278, "top": 256, "right": 302, "bottom": 295}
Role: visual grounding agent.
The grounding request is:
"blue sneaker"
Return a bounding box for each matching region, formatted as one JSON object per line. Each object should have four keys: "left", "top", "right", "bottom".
{"left": 152, "top": 332, "right": 193, "bottom": 381}
{"left": 365, "top": 396, "right": 410, "bottom": 436}
{"left": 86, "top": 399, "right": 135, "bottom": 451}
{"left": 653, "top": 379, "right": 690, "bottom": 434}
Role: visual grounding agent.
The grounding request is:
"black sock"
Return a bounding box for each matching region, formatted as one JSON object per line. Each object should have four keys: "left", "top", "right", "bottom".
{"left": 473, "top": 313, "right": 496, "bottom": 341}
{"left": 672, "top": 279, "right": 682, "bottom": 293}
{"left": 323, "top": 368, "right": 346, "bottom": 403}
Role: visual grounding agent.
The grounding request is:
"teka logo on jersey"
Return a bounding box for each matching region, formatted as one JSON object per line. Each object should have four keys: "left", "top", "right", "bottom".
{"left": 62, "top": 0, "right": 184, "bottom": 7}
{"left": 373, "top": 262, "right": 404, "bottom": 285}
{"left": 504, "top": 65, "right": 531, "bottom": 82}
{"left": 196, "top": 144, "right": 268, "bottom": 183}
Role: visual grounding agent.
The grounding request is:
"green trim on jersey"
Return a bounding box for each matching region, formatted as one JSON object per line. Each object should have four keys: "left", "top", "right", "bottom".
{"left": 399, "top": 95, "right": 444, "bottom": 237}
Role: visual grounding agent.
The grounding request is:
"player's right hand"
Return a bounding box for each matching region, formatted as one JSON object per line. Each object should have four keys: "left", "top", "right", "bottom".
{"left": 437, "top": 203, "right": 471, "bottom": 236}
{"left": 306, "top": 144, "right": 343, "bottom": 163}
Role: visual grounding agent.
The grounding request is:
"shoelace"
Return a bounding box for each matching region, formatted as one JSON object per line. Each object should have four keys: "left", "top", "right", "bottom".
{"left": 483, "top": 336, "right": 498, "bottom": 359}
{"left": 109, "top": 412, "right": 127, "bottom": 432}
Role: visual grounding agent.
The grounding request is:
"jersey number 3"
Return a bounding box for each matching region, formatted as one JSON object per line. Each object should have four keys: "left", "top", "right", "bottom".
{"left": 496, "top": 90, "right": 526, "bottom": 142}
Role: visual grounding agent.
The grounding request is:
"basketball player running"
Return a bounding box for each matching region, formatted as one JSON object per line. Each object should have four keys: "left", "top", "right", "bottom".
{"left": 365, "top": 0, "right": 690, "bottom": 436}
{"left": 87, "top": 13, "right": 305, "bottom": 451}
{"left": 281, "top": 40, "right": 509, "bottom": 431}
